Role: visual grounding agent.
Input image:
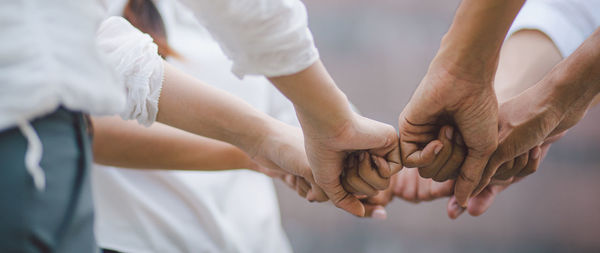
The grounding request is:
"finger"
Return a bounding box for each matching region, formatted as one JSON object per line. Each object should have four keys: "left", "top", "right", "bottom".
{"left": 416, "top": 176, "right": 433, "bottom": 201}
{"left": 320, "top": 179, "right": 365, "bottom": 217}
{"left": 515, "top": 146, "right": 542, "bottom": 177}
{"left": 447, "top": 196, "right": 466, "bottom": 220}
{"left": 399, "top": 168, "right": 419, "bottom": 203}
{"left": 357, "top": 154, "right": 389, "bottom": 190}
{"left": 369, "top": 134, "right": 403, "bottom": 178}
{"left": 466, "top": 184, "right": 506, "bottom": 217}
{"left": 433, "top": 134, "right": 466, "bottom": 182}
{"left": 392, "top": 169, "right": 408, "bottom": 197}
{"left": 471, "top": 153, "right": 505, "bottom": 199}
{"left": 364, "top": 205, "right": 387, "bottom": 220}
{"left": 453, "top": 149, "right": 494, "bottom": 207}
{"left": 372, "top": 155, "right": 392, "bottom": 179}
{"left": 490, "top": 160, "right": 514, "bottom": 181}
{"left": 401, "top": 139, "right": 443, "bottom": 168}
{"left": 419, "top": 126, "right": 455, "bottom": 178}
{"left": 307, "top": 182, "right": 329, "bottom": 202}
{"left": 341, "top": 177, "right": 360, "bottom": 194}
{"left": 386, "top": 142, "right": 403, "bottom": 176}
{"left": 295, "top": 178, "right": 309, "bottom": 199}
{"left": 296, "top": 177, "right": 311, "bottom": 198}
{"left": 284, "top": 174, "right": 296, "bottom": 189}
{"left": 494, "top": 152, "right": 528, "bottom": 180}
{"left": 346, "top": 162, "right": 378, "bottom": 197}
{"left": 430, "top": 179, "right": 455, "bottom": 199}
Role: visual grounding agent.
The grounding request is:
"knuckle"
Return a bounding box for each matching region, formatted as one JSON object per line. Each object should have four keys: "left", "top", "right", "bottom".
{"left": 459, "top": 170, "right": 479, "bottom": 184}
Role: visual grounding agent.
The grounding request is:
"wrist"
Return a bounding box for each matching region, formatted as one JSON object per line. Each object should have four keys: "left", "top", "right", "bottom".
{"left": 270, "top": 60, "right": 356, "bottom": 136}
{"left": 432, "top": 42, "right": 499, "bottom": 86}
{"left": 544, "top": 60, "right": 600, "bottom": 114}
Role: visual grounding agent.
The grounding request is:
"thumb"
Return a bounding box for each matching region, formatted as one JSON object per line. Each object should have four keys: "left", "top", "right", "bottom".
{"left": 320, "top": 180, "right": 365, "bottom": 217}
{"left": 447, "top": 196, "right": 465, "bottom": 219}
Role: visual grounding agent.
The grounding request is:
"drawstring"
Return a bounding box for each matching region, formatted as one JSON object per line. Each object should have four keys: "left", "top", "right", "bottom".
{"left": 17, "top": 119, "right": 45, "bottom": 191}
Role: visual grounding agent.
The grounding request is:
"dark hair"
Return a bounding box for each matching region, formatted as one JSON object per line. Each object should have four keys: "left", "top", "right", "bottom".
{"left": 123, "top": 0, "right": 179, "bottom": 58}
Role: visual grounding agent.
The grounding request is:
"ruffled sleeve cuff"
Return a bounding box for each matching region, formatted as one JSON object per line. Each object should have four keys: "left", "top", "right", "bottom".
{"left": 96, "top": 16, "right": 164, "bottom": 126}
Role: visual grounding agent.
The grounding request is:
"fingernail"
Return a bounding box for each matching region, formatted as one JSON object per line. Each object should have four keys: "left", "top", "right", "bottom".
{"left": 450, "top": 202, "right": 465, "bottom": 219}
{"left": 434, "top": 144, "right": 443, "bottom": 155}
{"left": 531, "top": 147, "right": 541, "bottom": 159}
{"left": 359, "top": 152, "right": 366, "bottom": 162}
{"left": 372, "top": 209, "right": 387, "bottom": 220}
{"left": 445, "top": 127, "right": 453, "bottom": 140}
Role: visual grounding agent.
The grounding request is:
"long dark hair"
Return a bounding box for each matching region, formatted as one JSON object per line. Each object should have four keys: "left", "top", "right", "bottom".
{"left": 123, "top": 0, "right": 179, "bottom": 58}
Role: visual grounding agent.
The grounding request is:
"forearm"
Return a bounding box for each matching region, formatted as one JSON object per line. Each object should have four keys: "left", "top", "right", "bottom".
{"left": 435, "top": 0, "right": 525, "bottom": 83}
{"left": 546, "top": 28, "right": 600, "bottom": 111}
{"left": 92, "top": 116, "right": 254, "bottom": 171}
{"left": 494, "top": 30, "right": 562, "bottom": 102}
{"left": 157, "top": 62, "right": 282, "bottom": 157}
{"left": 269, "top": 60, "right": 354, "bottom": 134}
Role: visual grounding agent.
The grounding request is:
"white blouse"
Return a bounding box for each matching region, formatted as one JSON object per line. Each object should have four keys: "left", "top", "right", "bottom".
{"left": 509, "top": 0, "right": 600, "bottom": 57}
{"left": 0, "top": 0, "right": 318, "bottom": 190}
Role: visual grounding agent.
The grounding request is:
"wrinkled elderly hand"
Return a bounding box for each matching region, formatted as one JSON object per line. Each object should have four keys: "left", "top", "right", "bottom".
{"left": 472, "top": 78, "right": 592, "bottom": 195}
{"left": 399, "top": 61, "right": 499, "bottom": 207}
{"left": 448, "top": 135, "right": 558, "bottom": 219}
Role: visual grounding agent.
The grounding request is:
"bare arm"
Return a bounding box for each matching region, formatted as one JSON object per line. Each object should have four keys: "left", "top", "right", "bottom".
{"left": 92, "top": 116, "right": 254, "bottom": 171}
{"left": 399, "top": 0, "right": 526, "bottom": 207}
{"left": 269, "top": 61, "right": 402, "bottom": 217}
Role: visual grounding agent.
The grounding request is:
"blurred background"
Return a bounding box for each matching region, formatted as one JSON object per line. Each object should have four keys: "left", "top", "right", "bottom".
{"left": 273, "top": 1, "right": 600, "bottom": 252}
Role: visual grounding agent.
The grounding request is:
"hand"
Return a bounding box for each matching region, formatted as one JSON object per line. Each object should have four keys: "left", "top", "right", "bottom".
{"left": 392, "top": 167, "right": 455, "bottom": 203}
{"left": 472, "top": 77, "right": 590, "bottom": 195}
{"left": 300, "top": 112, "right": 402, "bottom": 216}
{"left": 339, "top": 150, "right": 397, "bottom": 219}
{"left": 448, "top": 136, "right": 557, "bottom": 219}
{"left": 249, "top": 122, "right": 329, "bottom": 202}
{"left": 399, "top": 61, "right": 499, "bottom": 207}
{"left": 250, "top": 160, "right": 328, "bottom": 203}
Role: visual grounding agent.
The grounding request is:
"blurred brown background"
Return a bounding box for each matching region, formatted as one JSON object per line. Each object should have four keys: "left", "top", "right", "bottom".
{"left": 273, "top": 1, "right": 600, "bottom": 252}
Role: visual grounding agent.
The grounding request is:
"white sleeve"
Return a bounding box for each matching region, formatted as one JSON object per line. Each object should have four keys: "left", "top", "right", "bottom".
{"left": 176, "top": 0, "right": 319, "bottom": 78}
{"left": 508, "top": 0, "right": 600, "bottom": 57}
{"left": 96, "top": 16, "right": 164, "bottom": 126}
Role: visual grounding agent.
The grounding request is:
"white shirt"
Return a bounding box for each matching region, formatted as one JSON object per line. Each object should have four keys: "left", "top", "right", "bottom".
{"left": 0, "top": 0, "right": 317, "bottom": 190}
{"left": 93, "top": 1, "right": 298, "bottom": 252}
{"left": 509, "top": 0, "right": 600, "bottom": 57}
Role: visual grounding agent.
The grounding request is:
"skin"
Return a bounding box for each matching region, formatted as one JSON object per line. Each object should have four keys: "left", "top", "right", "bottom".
{"left": 473, "top": 28, "right": 600, "bottom": 195}
{"left": 396, "top": 29, "right": 600, "bottom": 218}
{"left": 270, "top": 61, "right": 402, "bottom": 217}
{"left": 152, "top": 62, "right": 330, "bottom": 202}
{"left": 398, "top": 0, "right": 526, "bottom": 207}
{"left": 92, "top": 116, "right": 328, "bottom": 202}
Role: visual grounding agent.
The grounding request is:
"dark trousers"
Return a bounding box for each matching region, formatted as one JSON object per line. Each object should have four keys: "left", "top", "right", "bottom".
{"left": 0, "top": 108, "right": 96, "bottom": 253}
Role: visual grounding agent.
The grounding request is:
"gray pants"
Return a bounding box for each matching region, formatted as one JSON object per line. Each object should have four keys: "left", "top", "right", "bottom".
{"left": 0, "top": 108, "right": 97, "bottom": 253}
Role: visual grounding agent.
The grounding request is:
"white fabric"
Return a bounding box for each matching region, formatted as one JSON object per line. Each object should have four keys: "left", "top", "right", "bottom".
{"left": 1, "top": 0, "right": 315, "bottom": 193}
{"left": 96, "top": 17, "right": 165, "bottom": 126}
{"left": 509, "top": 0, "right": 600, "bottom": 57}
{"left": 0, "top": 0, "right": 123, "bottom": 131}
{"left": 0, "top": 0, "right": 316, "bottom": 132}
{"left": 175, "top": 0, "right": 319, "bottom": 78}
{"left": 93, "top": 1, "right": 297, "bottom": 252}
{"left": 17, "top": 120, "right": 45, "bottom": 191}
